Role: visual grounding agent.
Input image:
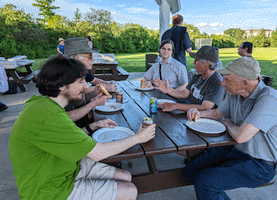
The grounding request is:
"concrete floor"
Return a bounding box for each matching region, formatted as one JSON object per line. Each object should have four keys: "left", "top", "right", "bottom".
{"left": 1, "top": 72, "right": 276, "bottom": 200}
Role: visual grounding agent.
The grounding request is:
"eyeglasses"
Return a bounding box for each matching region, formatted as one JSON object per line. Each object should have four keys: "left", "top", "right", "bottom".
{"left": 82, "top": 54, "right": 93, "bottom": 60}
{"left": 161, "top": 47, "right": 172, "bottom": 51}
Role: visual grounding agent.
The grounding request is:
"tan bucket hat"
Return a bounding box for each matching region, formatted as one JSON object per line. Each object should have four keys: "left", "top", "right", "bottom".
{"left": 216, "top": 57, "right": 261, "bottom": 80}
{"left": 64, "top": 37, "right": 99, "bottom": 57}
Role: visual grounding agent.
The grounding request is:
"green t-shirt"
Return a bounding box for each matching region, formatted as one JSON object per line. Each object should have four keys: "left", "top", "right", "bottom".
{"left": 9, "top": 95, "right": 97, "bottom": 200}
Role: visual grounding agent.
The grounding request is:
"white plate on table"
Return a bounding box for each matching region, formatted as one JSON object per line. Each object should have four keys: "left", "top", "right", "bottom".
{"left": 157, "top": 99, "right": 176, "bottom": 106}
{"left": 92, "top": 126, "right": 135, "bottom": 143}
{"left": 95, "top": 102, "right": 123, "bottom": 112}
{"left": 136, "top": 87, "right": 154, "bottom": 91}
{"left": 186, "top": 118, "right": 226, "bottom": 135}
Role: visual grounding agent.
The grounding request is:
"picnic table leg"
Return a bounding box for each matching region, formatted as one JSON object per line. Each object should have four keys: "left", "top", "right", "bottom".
{"left": 146, "top": 156, "right": 158, "bottom": 174}
{"left": 25, "top": 64, "right": 33, "bottom": 74}
{"left": 6, "top": 70, "right": 27, "bottom": 92}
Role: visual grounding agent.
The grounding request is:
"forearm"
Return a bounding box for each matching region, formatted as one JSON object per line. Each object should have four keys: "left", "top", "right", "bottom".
{"left": 167, "top": 87, "right": 189, "bottom": 99}
{"left": 87, "top": 135, "right": 139, "bottom": 161}
{"left": 199, "top": 108, "right": 224, "bottom": 120}
{"left": 221, "top": 120, "right": 258, "bottom": 143}
{"left": 91, "top": 78, "right": 106, "bottom": 85}
{"left": 175, "top": 103, "right": 212, "bottom": 113}
{"left": 175, "top": 82, "right": 188, "bottom": 91}
{"left": 67, "top": 101, "right": 96, "bottom": 122}
{"left": 84, "top": 86, "right": 98, "bottom": 102}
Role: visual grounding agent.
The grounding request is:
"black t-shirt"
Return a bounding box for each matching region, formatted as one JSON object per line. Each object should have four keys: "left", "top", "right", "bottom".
{"left": 85, "top": 71, "right": 95, "bottom": 83}
{"left": 186, "top": 72, "right": 226, "bottom": 107}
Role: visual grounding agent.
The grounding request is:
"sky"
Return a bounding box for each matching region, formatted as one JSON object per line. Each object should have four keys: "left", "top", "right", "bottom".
{"left": 1, "top": 0, "right": 277, "bottom": 35}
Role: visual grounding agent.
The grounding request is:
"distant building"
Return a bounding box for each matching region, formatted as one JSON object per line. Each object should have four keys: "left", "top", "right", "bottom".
{"left": 195, "top": 38, "right": 212, "bottom": 50}
{"left": 244, "top": 29, "right": 272, "bottom": 38}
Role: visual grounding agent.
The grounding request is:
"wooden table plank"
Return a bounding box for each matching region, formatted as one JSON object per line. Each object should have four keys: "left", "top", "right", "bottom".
{"left": 117, "top": 81, "right": 177, "bottom": 156}
{"left": 118, "top": 81, "right": 207, "bottom": 152}
{"left": 171, "top": 112, "right": 236, "bottom": 148}
{"left": 93, "top": 97, "right": 144, "bottom": 162}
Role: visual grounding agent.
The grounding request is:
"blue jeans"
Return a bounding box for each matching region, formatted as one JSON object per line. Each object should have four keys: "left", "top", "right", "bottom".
{"left": 183, "top": 146, "right": 276, "bottom": 200}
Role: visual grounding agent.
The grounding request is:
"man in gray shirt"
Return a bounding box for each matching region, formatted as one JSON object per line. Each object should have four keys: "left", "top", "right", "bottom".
{"left": 185, "top": 56, "right": 277, "bottom": 200}
{"left": 155, "top": 46, "right": 225, "bottom": 113}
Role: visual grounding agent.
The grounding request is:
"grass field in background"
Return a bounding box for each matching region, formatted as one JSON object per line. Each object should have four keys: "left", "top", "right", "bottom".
{"left": 33, "top": 47, "right": 277, "bottom": 89}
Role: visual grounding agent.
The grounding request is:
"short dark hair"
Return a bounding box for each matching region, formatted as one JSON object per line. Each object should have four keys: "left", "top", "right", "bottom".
{"left": 159, "top": 39, "right": 175, "bottom": 54}
{"left": 36, "top": 55, "right": 87, "bottom": 97}
{"left": 172, "top": 14, "right": 183, "bottom": 25}
{"left": 242, "top": 42, "right": 253, "bottom": 54}
{"left": 86, "top": 36, "right": 92, "bottom": 41}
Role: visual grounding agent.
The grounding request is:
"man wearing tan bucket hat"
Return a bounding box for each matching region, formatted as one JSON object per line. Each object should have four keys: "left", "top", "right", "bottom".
{"left": 183, "top": 56, "right": 277, "bottom": 200}
{"left": 64, "top": 37, "right": 117, "bottom": 129}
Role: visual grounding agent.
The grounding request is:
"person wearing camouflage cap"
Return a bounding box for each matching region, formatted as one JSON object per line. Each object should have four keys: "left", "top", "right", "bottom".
{"left": 184, "top": 56, "right": 277, "bottom": 200}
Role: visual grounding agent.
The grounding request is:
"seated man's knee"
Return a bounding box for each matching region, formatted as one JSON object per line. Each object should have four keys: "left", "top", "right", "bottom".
{"left": 113, "top": 168, "right": 132, "bottom": 182}
{"left": 116, "top": 182, "right": 138, "bottom": 200}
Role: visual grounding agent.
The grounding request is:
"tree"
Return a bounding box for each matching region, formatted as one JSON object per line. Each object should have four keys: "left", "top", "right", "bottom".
{"left": 271, "top": 30, "right": 277, "bottom": 47}
{"left": 84, "top": 8, "right": 112, "bottom": 25}
{"left": 73, "top": 8, "right": 81, "bottom": 23}
{"left": 32, "top": 0, "right": 60, "bottom": 22}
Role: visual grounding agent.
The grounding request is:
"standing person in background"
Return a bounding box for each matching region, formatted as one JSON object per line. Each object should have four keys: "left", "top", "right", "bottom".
{"left": 0, "top": 63, "right": 9, "bottom": 111}
{"left": 57, "top": 38, "right": 65, "bottom": 54}
{"left": 86, "top": 36, "right": 93, "bottom": 49}
{"left": 238, "top": 42, "right": 253, "bottom": 58}
{"left": 162, "top": 14, "right": 192, "bottom": 68}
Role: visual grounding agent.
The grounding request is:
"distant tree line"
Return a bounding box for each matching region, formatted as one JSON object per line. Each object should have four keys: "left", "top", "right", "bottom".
{"left": 0, "top": 3, "right": 160, "bottom": 59}
{"left": 0, "top": 1, "right": 276, "bottom": 59}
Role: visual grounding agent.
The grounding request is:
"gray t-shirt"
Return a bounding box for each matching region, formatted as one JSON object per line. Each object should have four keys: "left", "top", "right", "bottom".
{"left": 186, "top": 72, "right": 226, "bottom": 106}
{"left": 144, "top": 57, "right": 188, "bottom": 89}
{"left": 218, "top": 81, "right": 277, "bottom": 162}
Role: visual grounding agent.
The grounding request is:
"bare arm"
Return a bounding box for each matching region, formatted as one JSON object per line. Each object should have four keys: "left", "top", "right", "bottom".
{"left": 67, "top": 93, "right": 111, "bottom": 122}
{"left": 57, "top": 48, "right": 63, "bottom": 54}
{"left": 187, "top": 108, "right": 224, "bottom": 121}
{"left": 221, "top": 119, "right": 260, "bottom": 143}
{"left": 153, "top": 78, "right": 190, "bottom": 99}
{"left": 90, "top": 78, "right": 117, "bottom": 92}
{"left": 186, "top": 47, "right": 192, "bottom": 53}
{"left": 87, "top": 124, "right": 156, "bottom": 161}
{"left": 160, "top": 100, "right": 215, "bottom": 113}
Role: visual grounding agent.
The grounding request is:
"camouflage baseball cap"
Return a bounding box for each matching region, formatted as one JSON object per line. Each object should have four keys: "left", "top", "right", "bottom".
{"left": 216, "top": 57, "right": 261, "bottom": 80}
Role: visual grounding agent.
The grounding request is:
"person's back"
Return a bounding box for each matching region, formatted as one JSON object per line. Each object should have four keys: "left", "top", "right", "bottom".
{"left": 161, "top": 14, "right": 192, "bottom": 67}
{"left": 9, "top": 95, "right": 94, "bottom": 199}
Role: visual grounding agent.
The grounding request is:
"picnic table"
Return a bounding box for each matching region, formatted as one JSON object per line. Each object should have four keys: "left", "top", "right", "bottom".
{"left": 93, "top": 80, "right": 236, "bottom": 194}
{"left": 2, "top": 56, "right": 39, "bottom": 92}
{"left": 92, "top": 54, "right": 129, "bottom": 81}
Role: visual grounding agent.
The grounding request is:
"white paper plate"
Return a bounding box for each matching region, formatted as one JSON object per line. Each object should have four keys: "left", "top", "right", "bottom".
{"left": 136, "top": 87, "right": 154, "bottom": 91}
{"left": 186, "top": 118, "right": 226, "bottom": 134}
{"left": 157, "top": 99, "right": 175, "bottom": 106}
{"left": 95, "top": 102, "right": 123, "bottom": 112}
{"left": 92, "top": 126, "right": 135, "bottom": 143}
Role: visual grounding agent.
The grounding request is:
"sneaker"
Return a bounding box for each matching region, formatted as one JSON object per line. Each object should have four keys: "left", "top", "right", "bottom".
{"left": 0, "top": 103, "right": 8, "bottom": 111}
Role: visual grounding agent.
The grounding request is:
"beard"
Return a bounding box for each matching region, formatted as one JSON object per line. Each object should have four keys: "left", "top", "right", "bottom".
{"left": 64, "top": 91, "right": 86, "bottom": 109}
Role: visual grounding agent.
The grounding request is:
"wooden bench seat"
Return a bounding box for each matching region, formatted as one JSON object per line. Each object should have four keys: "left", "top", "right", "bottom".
{"left": 21, "top": 69, "right": 40, "bottom": 83}
{"left": 93, "top": 66, "right": 129, "bottom": 81}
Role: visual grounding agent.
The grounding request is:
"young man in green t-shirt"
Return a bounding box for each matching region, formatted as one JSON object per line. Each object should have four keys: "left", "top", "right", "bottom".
{"left": 9, "top": 55, "right": 156, "bottom": 200}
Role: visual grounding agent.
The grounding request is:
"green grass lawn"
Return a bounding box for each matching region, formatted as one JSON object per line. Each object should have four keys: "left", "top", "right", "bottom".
{"left": 33, "top": 47, "right": 277, "bottom": 89}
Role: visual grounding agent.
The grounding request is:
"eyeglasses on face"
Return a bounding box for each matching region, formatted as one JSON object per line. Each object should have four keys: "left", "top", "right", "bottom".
{"left": 161, "top": 47, "right": 172, "bottom": 51}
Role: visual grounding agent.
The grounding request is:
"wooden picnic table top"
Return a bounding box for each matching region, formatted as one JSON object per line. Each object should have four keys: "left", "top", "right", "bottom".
{"left": 93, "top": 80, "right": 236, "bottom": 162}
